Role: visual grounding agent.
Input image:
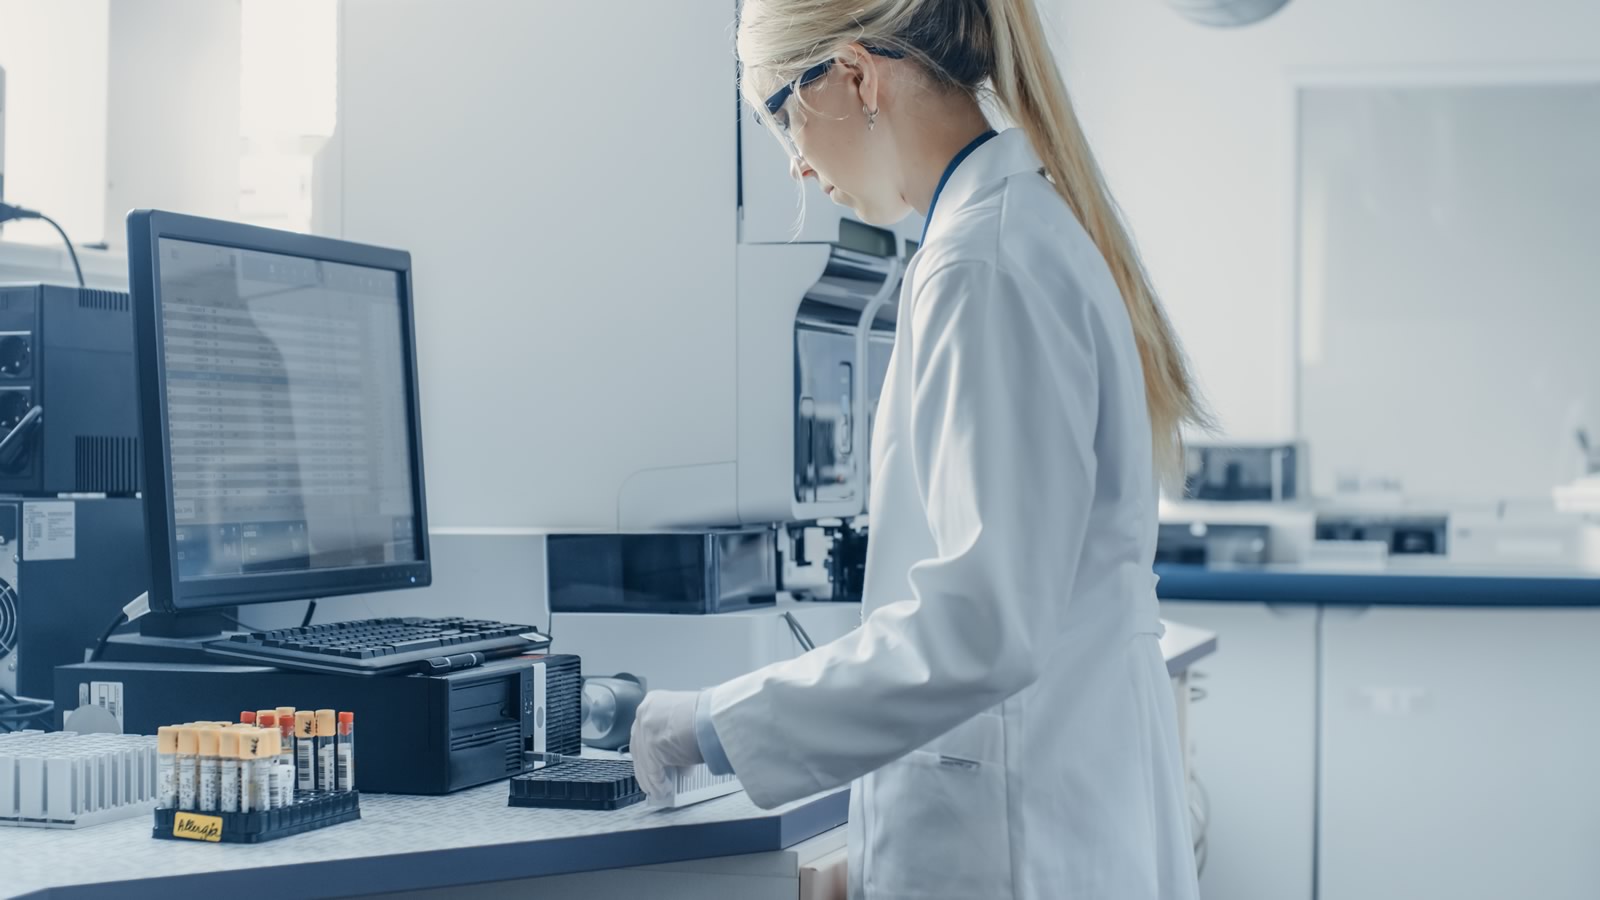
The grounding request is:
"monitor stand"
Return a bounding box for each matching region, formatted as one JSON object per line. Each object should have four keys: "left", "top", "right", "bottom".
{"left": 101, "top": 608, "right": 240, "bottom": 666}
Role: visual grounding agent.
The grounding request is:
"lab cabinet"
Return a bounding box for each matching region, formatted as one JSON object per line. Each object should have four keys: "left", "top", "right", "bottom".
{"left": 1318, "top": 606, "right": 1600, "bottom": 900}
{"left": 1159, "top": 600, "right": 1318, "bottom": 900}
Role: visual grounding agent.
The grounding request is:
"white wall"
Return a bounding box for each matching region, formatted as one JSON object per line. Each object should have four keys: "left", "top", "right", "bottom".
{"left": 1053, "top": 0, "right": 1600, "bottom": 442}
{"left": 0, "top": 0, "right": 109, "bottom": 246}
{"left": 103, "top": 0, "right": 241, "bottom": 247}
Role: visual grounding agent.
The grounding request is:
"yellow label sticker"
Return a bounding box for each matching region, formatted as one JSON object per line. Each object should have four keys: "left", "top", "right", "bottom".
{"left": 173, "top": 812, "right": 223, "bottom": 842}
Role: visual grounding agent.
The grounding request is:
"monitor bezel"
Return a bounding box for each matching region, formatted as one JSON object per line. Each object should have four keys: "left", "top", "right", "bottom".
{"left": 128, "top": 209, "right": 433, "bottom": 613}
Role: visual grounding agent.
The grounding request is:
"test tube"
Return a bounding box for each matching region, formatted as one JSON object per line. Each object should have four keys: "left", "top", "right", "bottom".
{"left": 176, "top": 727, "right": 199, "bottom": 811}
{"left": 156, "top": 726, "right": 178, "bottom": 809}
{"left": 240, "top": 711, "right": 256, "bottom": 725}
{"left": 198, "top": 729, "right": 221, "bottom": 812}
{"left": 238, "top": 727, "right": 264, "bottom": 812}
{"left": 258, "top": 714, "right": 281, "bottom": 804}
{"left": 316, "top": 709, "right": 336, "bottom": 792}
{"left": 336, "top": 712, "right": 355, "bottom": 791}
{"left": 219, "top": 729, "right": 241, "bottom": 813}
{"left": 277, "top": 712, "right": 297, "bottom": 806}
{"left": 295, "top": 711, "right": 316, "bottom": 794}
{"left": 254, "top": 728, "right": 280, "bottom": 811}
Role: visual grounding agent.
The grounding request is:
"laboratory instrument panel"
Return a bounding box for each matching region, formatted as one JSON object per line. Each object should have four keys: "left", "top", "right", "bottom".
{"left": 546, "top": 529, "right": 780, "bottom": 615}
{"left": 1184, "top": 443, "right": 1307, "bottom": 503}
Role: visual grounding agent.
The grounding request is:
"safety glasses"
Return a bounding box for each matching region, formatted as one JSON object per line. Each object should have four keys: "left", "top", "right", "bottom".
{"left": 760, "top": 45, "right": 905, "bottom": 157}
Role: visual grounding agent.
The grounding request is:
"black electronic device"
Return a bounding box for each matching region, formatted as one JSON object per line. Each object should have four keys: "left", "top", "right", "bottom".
{"left": 0, "top": 497, "right": 147, "bottom": 698}
{"left": 546, "top": 528, "right": 779, "bottom": 615}
{"left": 0, "top": 284, "right": 140, "bottom": 495}
{"left": 126, "top": 210, "right": 432, "bottom": 617}
{"left": 57, "top": 654, "right": 583, "bottom": 794}
{"left": 204, "top": 616, "right": 552, "bottom": 677}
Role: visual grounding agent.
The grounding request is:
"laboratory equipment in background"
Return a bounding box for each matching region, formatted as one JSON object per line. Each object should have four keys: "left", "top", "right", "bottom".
{"left": 1314, "top": 512, "right": 1449, "bottom": 558}
{"left": 1155, "top": 522, "right": 1271, "bottom": 567}
{"left": 1183, "top": 443, "right": 1307, "bottom": 503}
{"left": 1448, "top": 510, "right": 1600, "bottom": 572}
{"left": 0, "top": 284, "right": 149, "bottom": 700}
{"left": 580, "top": 674, "right": 645, "bottom": 751}
{"left": 57, "top": 654, "right": 581, "bottom": 795}
{"left": 333, "top": 1, "right": 920, "bottom": 633}
{"left": 547, "top": 529, "right": 780, "bottom": 615}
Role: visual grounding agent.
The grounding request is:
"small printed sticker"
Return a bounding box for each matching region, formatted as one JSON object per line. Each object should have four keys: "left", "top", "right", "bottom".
{"left": 173, "top": 812, "right": 223, "bottom": 842}
{"left": 91, "top": 681, "right": 125, "bottom": 728}
{"left": 22, "top": 501, "right": 76, "bottom": 561}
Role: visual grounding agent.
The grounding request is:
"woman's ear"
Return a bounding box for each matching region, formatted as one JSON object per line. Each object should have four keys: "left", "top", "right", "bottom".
{"left": 838, "top": 42, "right": 881, "bottom": 118}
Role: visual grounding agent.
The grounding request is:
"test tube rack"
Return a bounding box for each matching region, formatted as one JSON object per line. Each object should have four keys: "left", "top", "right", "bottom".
{"left": 0, "top": 731, "right": 161, "bottom": 829}
{"left": 152, "top": 791, "right": 361, "bottom": 844}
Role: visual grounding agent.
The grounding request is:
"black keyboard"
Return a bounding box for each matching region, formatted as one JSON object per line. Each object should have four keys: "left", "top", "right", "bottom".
{"left": 204, "top": 617, "right": 551, "bottom": 677}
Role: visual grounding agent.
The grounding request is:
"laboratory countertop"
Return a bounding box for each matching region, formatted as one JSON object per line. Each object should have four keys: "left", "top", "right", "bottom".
{"left": 1158, "top": 619, "right": 1216, "bottom": 676}
{"left": 3, "top": 781, "right": 848, "bottom": 900}
{"left": 6, "top": 628, "right": 1216, "bottom": 899}
{"left": 1155, "top": 563, "right": 1600, "bottom": 607}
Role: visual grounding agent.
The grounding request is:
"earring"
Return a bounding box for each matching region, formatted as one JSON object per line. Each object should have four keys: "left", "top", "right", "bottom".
{"left": 866, "top": 107, "right": 878, "bottom": 130}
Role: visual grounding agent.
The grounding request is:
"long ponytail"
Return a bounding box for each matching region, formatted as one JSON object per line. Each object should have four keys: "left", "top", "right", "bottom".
{"left": 738, "top": 0, "right": 1213, "bottom": 482}
{"left": 985, "top": 0, "right": 1211, "bottom": 480}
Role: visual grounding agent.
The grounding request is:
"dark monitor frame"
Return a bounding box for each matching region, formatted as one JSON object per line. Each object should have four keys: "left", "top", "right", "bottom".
{"left": 127, "top": 209, "right": 432, "bottom": 613}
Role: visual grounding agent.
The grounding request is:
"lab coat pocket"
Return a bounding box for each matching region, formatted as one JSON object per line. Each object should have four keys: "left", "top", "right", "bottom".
{"left": 865, "top": 714, "right": 1013, "bottom": 899}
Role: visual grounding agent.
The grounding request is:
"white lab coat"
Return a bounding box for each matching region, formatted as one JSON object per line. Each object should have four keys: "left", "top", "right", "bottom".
{"left": 708, "top": 128, "right": 1200, "bottom": 900}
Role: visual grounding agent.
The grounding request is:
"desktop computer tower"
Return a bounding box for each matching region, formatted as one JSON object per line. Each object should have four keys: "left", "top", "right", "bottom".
{"left": 55, "top": 654, "right": 583, "bottom": 795}
{"left": 0, "top": 497, "right": 148, "bottom": 698}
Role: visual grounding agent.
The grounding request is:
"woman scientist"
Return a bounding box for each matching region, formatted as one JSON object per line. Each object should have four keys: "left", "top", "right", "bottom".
{"left": 631, "top": 0, "right": 1209, "bottom": 897}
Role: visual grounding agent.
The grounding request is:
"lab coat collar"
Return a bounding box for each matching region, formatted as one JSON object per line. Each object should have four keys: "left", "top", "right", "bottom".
{"left": 920, "top": 127, "right": 1043, "bottom": 246}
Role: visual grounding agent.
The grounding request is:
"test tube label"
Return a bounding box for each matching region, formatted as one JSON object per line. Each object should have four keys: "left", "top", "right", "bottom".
{"left": 318, "top": 738, "right": 334, "bottom": 793}
{"left": 199, "top": 759, "right": 220, "bottom": 813}
{"left": 221, "top": 762, "right": 239, "bottom": 813}
{"left": 336, "top": 738, "right": 353, "bottom": 791}
{"left": 158, "top": 756, "right": 176, "bottom": 809}
{"left": 178, "top": 765, "right": 197, "bottom": 812}
{"left": 297, "top": 741, "right": 314, "bottom": 792}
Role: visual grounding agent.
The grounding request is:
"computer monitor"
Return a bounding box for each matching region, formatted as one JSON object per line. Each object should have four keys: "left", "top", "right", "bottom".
{"left": 127, "top": 210, "right": 431, "bottom": 613}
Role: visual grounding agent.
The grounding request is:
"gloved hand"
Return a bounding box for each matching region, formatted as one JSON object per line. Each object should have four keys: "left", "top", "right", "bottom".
{"left": 629, "top": 689, "right": 704, "bottom": 805}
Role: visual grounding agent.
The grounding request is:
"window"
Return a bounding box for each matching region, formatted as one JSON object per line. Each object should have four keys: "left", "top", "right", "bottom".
{"left": 0, "top": 0, "right": 336, "bottom": 255}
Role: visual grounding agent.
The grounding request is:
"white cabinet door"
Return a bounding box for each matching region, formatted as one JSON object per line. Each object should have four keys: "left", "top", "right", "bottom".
{"left": 1160, "top": 601, "right": 1318, "bottom": 900}
{"left": 1319, "top": 606, "right": 1600, "bottom": 900}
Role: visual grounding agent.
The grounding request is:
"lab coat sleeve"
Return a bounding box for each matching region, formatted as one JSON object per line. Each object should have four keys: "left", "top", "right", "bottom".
{"left": 707, "top": 260, "right": 1101, "bottom": 809}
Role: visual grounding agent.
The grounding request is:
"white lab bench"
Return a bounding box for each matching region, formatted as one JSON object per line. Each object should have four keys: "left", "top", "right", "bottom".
{"left": 3, "top": 623, "right": 1216, "bottom": 900}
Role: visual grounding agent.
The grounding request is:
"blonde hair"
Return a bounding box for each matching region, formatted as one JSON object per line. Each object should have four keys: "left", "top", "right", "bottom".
{"left": 738, "top": 0, "right": 1212, "bottom": 480}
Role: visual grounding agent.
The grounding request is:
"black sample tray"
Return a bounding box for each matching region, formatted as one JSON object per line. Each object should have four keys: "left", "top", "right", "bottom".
{"left": 153, "top": 792, "right": 361, "bottom": 843}
{"left": 509, "top": 758, "right": 643, "bottom": 811}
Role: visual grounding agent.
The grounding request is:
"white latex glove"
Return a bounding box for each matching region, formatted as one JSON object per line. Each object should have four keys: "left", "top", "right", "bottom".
{"left": 629, "top": 689, "right": 704, "bottom": 806}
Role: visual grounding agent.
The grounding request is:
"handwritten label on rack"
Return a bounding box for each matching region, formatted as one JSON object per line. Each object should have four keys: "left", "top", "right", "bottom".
{"left": 172, "top": 812, "right": 223, "bottom": 842}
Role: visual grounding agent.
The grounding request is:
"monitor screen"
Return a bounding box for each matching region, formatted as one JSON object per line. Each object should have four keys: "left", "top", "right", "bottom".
{"left": 156, "top": 237, "right": 421, "bottom": 582}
